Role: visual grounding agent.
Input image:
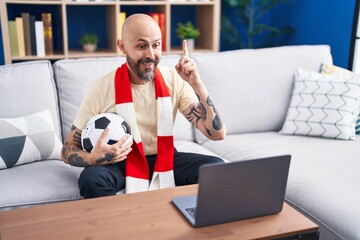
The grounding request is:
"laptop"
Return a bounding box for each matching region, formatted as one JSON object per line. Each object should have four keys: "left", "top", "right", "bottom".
{"left": 171, "top": 155, "right": 291, "bottom": 227}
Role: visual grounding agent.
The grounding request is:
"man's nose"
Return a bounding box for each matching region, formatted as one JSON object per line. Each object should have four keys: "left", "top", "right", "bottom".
{"left": 145, "top": 47, "right": 155, "bottom": 59}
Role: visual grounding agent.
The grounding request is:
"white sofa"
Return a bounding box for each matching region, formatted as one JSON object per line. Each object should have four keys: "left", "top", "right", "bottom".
{"left": 1, "top": 45, "right": 359, "bottom": 240}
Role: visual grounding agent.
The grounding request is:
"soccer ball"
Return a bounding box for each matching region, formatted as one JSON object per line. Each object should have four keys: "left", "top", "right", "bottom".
{"left": 81, "top": 113, "right": 132, "bottom": 153}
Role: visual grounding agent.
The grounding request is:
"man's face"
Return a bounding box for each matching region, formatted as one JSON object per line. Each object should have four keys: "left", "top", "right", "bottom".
{"left": 121, "top": 22, "right": 162, "bottom": 82}
{"left": 126, "top": 43, "right": 161, "bottom": 82}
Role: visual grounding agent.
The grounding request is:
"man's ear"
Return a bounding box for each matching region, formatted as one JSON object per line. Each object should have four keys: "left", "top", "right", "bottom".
{"left": 117, "top": 39, "right": 126, "bottom": 54}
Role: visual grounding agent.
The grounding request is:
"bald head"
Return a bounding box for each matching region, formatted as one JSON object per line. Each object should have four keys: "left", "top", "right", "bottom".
{"left": 121, "top": 14, "right": 162, "bottom": 43}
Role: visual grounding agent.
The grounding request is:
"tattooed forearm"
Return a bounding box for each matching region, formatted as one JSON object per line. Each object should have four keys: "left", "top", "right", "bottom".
{"left": 68, "top": 153, "right": 89, "bottom": 167}
{"left": 96, "top": 153, "right": 115, "bottom": 164}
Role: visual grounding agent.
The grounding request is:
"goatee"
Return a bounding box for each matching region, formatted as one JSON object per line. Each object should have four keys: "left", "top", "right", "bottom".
{"left": 127, "top": 56, "right": 160, "bottom": 82}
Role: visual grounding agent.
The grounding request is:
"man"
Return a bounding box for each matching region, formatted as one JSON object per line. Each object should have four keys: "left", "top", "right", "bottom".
{"left": 61, "top": 14, "right": 226, "bottom": 198}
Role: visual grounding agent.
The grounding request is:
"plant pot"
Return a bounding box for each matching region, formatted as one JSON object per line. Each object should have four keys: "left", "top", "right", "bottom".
{"left": 83, "top": 44, "right": 97, "bottom": 52}
{"left": 185, "top": 38, "right": 195, "bottom": 51}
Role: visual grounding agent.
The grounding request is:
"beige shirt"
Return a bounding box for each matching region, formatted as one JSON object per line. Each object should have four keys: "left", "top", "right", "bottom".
{"left": 73, "top": 66, "right": 198, "bottom": 155}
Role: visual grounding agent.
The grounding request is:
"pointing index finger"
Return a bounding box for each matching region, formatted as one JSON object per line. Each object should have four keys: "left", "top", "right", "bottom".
{"left": 182, "top": 40, "right": 190, "bottom": 57}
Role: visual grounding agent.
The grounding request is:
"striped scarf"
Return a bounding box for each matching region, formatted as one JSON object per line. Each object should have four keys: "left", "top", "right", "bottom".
{"left": 115, "top": 63, "right": 175, "bottom": 193}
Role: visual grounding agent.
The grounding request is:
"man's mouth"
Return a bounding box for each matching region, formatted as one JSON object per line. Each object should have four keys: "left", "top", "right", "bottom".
{"left": 142, "top": 62, "right": 153, "bottom": 67}
{"left": 140, "top": 58, "right": 156, "bottom": 67}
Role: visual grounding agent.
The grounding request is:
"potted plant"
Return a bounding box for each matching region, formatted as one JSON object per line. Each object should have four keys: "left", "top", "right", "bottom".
{"left": 176, "top": 22, "right": 200, "bottom": 51}
{"left": 80, "top": 32, "right": 99, "bottom": 52}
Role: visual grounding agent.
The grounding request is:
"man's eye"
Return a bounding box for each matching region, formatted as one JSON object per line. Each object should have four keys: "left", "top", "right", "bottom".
{"left": 138, "top": 45, "right": 146, "bottom": 49}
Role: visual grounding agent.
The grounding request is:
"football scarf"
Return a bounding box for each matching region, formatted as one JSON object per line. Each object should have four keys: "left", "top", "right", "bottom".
{"left": 115, "top": 63, "right": 175, "bottom": 193}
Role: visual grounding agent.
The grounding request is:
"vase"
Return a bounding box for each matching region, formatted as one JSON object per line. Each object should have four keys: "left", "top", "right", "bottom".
{"left": 83, "top": 44, "right": 97, "bottom": 52}
{"left": 185, "top": 38, "right": 195, "bottom": 51}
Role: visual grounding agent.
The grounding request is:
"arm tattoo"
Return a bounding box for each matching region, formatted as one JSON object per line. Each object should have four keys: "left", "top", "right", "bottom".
{"left": 185, "top": 105, "right": 202, "bottom": 125}
{"left": 189, "top": 94, "right": 223, "bottom": 136}
{"left": 96, "top": 153, "right": 115, "bottom": 164}
{"left": 62, "top": 141, "right": 88, "bottom": 167}
{"left": 213, "top": 114, "right": 223, "bottom": 130}
{"left": 198, "top": 102, "right": 207, "bottom": 120}
{"left": 70, "top": 124, "right": 77, "bottom": 131}
{"left": 68, "top": 153, "right": 89, "bottom": 167}
{"left": 206, "top": 95, "right": 223, "bottom": 130}
{"left": 73, "top": 130, "right": 82, "bottom": 145}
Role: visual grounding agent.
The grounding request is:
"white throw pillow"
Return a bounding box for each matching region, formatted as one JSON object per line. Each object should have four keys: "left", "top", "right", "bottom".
{"left": 280, "top": 68, "right": 360, "bottom": 140}
{"left": 320, "top": 63, "right": 360, "bottom": 135}
{"left": 0, "top": 110, "right": 63, "bottom": 169}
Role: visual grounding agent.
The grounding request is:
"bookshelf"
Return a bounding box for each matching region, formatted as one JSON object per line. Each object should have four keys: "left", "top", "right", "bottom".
{"left": 0, "top": 0, "right": 220, "bottom": 64}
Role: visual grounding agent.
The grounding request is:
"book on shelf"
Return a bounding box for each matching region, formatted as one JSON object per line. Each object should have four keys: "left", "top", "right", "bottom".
{"left": 29, "top": 15, "right": 37, "bottom": 56}
{"left": 35, "top": 21, "right": 46, "bottom": 57}
{"left": 119, "top": 12, "right": 126, "bottom": 40}
{"left": 21, "top": 12, "right": 32, "bottom": 56}
{"left": 15, "top": 17, "right": 26, "bottom": 57}
{"left": 148, "top": 13, "right": 166, "bottom": 51}
{"left": 117, "top": 12, "right": 126, "bottom": 53}
{"left": 8, "top": 21, "right": 19, "bottom": 57}
{"left": 42, "top": 13, "right": 53, "bottom": 55}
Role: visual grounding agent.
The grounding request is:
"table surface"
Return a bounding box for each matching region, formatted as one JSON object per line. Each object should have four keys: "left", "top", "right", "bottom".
{"left": 0, "top": 184, "right": 318, "bottom": 240}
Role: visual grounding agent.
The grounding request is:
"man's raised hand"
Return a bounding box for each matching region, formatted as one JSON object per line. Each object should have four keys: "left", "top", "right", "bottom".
{"left": 175, "top": 40, "right": 200, "bottom": 85}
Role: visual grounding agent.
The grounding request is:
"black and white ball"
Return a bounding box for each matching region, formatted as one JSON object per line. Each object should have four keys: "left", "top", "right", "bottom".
{"left": 81, "top": 113, "right": 132, "bottom": 153}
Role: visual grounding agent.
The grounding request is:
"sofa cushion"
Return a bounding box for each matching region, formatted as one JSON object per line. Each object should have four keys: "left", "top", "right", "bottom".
{"left": 0, "top": 60, "right": 61, "bottom": 140}
{"left": 192, "top": 45, "right": 333, "bottom": 143}
{"left": 280, "top": 68, "right": 360, "bottom": 140}
{"left": 0, "top": 160, "right": 81, "bottom": 210}
{"left": 0, "top": 110, "right": 62, "bottom": 169}
{"left": 320, "top": 63, "right": 360, "bottom": 135}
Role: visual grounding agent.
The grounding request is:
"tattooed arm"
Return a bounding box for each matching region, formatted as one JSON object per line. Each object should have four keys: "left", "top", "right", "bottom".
{"left": 61, "top": 125, "right": 133, "bottom": 167}
{"left": 175, "top": 40, "right": 226, "bottom": 140}
{"left": 184, "top": 87, "right": 226, "bottom": 140}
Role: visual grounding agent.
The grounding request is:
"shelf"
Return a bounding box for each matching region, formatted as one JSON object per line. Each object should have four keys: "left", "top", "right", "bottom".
{"left": 1, "top": 0, "right": 220, "bottom": 64}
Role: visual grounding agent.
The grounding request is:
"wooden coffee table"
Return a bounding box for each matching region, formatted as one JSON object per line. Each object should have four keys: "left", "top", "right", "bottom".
{"left": 0, "top": 184, "right": 318, "bottom": 240}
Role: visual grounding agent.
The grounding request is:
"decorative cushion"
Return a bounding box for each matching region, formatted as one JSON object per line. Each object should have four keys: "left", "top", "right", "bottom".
{"left": 0, "top": 110, "right": 63, "bottom": 169}
{"left": 280, "top": 68, "right": 360, "bottom": 140}
{"left": 320, "top": 63, "right": 353, "bottom": 76}
{"left": 320, "top": 63, "right": 360, "bottom": 135}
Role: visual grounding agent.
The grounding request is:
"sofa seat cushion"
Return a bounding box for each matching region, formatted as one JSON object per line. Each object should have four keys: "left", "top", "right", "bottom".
{"left": 201, "top": 132, "right": 360, "bottom": 240}
{"left": 0, "top": 160, "right": 81, "bottom": 210}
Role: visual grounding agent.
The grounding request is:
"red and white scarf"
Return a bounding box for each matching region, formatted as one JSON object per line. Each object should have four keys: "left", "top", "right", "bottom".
{"left": 115, "top": 63, "right": 175, "bottom": 193}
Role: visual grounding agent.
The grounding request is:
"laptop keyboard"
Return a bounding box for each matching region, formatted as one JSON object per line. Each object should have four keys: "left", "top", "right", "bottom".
{"left": 185, "top": 207, "right": 197, "bottom": 219}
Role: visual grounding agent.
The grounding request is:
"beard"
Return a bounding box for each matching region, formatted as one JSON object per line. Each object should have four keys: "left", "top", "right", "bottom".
{"left": 127, "top": 56, "right": 160, "bottom": 82}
